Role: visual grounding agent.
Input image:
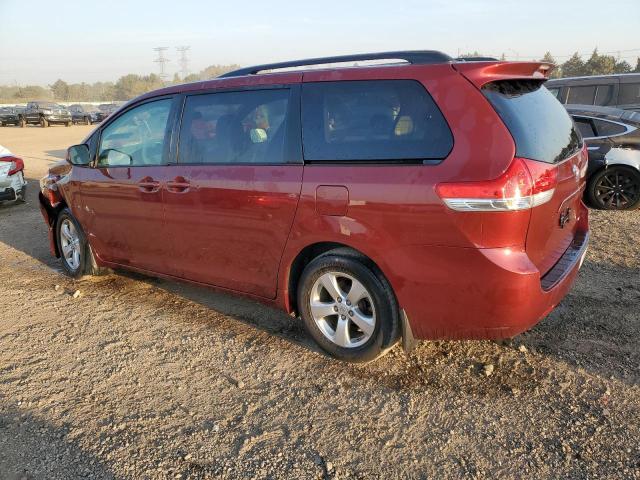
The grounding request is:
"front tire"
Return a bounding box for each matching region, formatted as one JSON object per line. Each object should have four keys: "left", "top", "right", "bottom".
{"left": 40, "top": 117, "right": 49, "bottom": 128}
{"left": 587, "top": 166, "right": 640, "bottom": 210}
{"left": 297, "top": 252, "right": 399, "bottom": 362}
{"left": 19, "top": 117, "right": 26, "bottom": 128}
{"left": 56, "top": 209, "right": 106, "bottom": 278}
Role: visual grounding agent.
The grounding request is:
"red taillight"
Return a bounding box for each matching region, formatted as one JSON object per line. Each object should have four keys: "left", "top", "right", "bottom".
{"left": 0, "top": 155, "right": 24, "bottom": 176}
{"left": 436, "top": 157, "right": 557, "bottom": 211}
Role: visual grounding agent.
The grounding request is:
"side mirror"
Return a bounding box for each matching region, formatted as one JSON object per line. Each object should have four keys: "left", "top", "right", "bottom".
{"left": 67, "top": 144, "right": 91, "bottom": 166}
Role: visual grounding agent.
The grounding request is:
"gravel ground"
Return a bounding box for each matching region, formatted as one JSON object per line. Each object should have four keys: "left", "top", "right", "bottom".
{"left": 0, "top": 126, "right": 639, "bottom": 480}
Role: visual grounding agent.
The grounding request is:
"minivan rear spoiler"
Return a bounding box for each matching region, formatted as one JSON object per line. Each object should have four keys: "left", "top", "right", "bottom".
{"left": 452, "top": 61, "right": 555, "bottom": 88}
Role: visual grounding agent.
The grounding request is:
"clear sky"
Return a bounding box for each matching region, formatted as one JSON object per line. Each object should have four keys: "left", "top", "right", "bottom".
{"left": 1, "top": 0, "right": 638, "bottom": 85}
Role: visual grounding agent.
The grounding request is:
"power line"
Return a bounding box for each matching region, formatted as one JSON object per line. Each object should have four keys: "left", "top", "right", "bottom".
{"left": 153, "top": 47, "right": 170, "bottom": 81}
{"left": 176, "top": 46, "right": 191, "bottom": 78}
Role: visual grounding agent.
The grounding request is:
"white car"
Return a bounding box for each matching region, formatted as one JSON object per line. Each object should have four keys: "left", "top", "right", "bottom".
{"left": 0, "top": 144, "right": 27, "bottom": 203}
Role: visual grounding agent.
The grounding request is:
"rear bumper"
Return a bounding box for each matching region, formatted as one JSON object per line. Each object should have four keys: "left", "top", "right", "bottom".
{"left": 43, "top": 115, "right": 72, "bottom": 123}
{"left": 390, "top": 215, "right": 589, "bottom": 340}
{"left": 0, "top": 188, "right": 17, "bottom": 201}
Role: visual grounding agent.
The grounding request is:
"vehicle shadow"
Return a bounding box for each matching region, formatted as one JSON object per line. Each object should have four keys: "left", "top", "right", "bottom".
{"left": 0, "top": 403, "right": 115, "bottom": 480}
{"left": 44, "top": 149, "right": 67, "bottom": 159}
{"left": 128, "top": 269, "right": 325, "bottom": 356}
{"left": 124, "top": 253, "right": 640, "bottom": 389}
{"left": 1, "top": 177, "right": 638, "bottom": 389}
{"left": 0, "top": 176, "right": 57, "bottom": 269}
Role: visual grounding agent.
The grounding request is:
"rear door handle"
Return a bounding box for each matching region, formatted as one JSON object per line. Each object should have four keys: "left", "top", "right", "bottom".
{"left": 138, "top": 177, "right": 160, "bottom": 193}
{"left": 166, "top": 176, "right": 191, "bottom": 193}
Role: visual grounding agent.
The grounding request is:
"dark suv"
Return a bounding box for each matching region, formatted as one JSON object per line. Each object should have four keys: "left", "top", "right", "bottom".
{"left": 0, "top": 106, "right": 25, "bottom": 126}
{"left": 22, "top": 101, "right": 72, "bottom": 127}
{"left": 69, "top": 104, "right": 106, "bottom": 125}
{"left": 546, "top": 73, "right": 640, "bottom": 112}
{"left": 39, "top": 51, "right": 589, "bottom": 362}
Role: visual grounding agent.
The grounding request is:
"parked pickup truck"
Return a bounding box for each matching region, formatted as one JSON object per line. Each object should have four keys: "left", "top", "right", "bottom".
{"left": 22, "top": 101, "right": 72, "bottom": 127}
{"left": 0, "top": 106, "right": 25, "bottom": 126}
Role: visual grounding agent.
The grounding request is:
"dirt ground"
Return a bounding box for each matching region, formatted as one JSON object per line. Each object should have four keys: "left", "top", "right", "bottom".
{"left": 0, "top": 125, "right": 638, "bottom": 480}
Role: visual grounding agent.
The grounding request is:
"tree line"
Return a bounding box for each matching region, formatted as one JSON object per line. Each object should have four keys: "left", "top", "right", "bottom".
{"left": 540, "top": 49, "right": 639, "bottom": 78}
{"left": 0, "top": 64, "right": 239, "bottom": 104}
{"left": 460, "top": 48, "right": 639, "bottom": 79}
{"left": 2, "top": 49, "right": 639, "bottom": 104}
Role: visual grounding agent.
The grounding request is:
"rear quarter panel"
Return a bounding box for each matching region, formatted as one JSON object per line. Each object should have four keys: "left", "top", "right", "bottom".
{"left": 277, "top": 64, "right": 517, "bottom": 311}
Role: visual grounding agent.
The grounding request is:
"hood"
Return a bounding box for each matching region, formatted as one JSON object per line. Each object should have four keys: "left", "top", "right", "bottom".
{"left": 49, "top": 159, "right": 72, "bottom": 177}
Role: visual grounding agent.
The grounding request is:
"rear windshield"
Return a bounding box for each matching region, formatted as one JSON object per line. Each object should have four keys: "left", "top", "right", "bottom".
{"left": 483, "top": 80, "right": 582, "bottom": 164}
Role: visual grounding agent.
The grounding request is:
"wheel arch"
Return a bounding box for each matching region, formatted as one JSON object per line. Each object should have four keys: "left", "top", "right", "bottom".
{"left": 39, "top": 193, "right": 70, "bottom": 258}
{"left": 284, "top": 241, "right": 393, "bottom": 317}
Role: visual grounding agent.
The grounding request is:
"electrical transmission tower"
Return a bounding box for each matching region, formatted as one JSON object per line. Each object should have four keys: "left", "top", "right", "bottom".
{"left": 176, "top": 46, "right": 191, "bottom": 78}
{"left": 153, "top": 47, "right": 170, "bottom": 81}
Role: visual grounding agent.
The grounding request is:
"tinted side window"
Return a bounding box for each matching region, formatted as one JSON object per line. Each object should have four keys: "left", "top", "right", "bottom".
{"left": 567, "top": 85, "right": 596, "bottom": 105}
{"left": 301, "top": 80, "right": 453, "bottom": 161}
{"left": 593, "top": 119, "right": 627, "bottom": 137}
{"left": 573, "top": 117, "right": 596, "bottom": 138}
{"left": 178, "top": 89, "right": 289, "bottom": 164}
{"left": 618, "top": 83, "right": 640, "bottom": 106}
{"left": 594, "top": 85, "right": 614, "bottom": 106}
{"left": 98, "top": 99, "right": 171, "bottom": 167}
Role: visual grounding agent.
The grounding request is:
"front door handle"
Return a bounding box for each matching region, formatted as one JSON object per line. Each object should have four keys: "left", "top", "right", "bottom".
{"left": 138, "top": 176, "right": 160, "bottom": 193}
{"left": 166, "top": 176, "right": 191, "bottom": 193}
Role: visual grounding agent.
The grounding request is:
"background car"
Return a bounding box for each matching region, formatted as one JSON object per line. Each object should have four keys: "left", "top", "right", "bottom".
{"left": 547, "top": 73, "right": 640, "bottom": 113}
{"left": 98, "top": 103, "right": 121, "bottom": 119}
{"left": 22, "top": 101, "right": 72, "bottom": 127}
{"left": 0, "top": 144, "right": 26, "bottom": 203}
{"left": 0, "top": 106, "right": 26, "bottom": 126}
{"left": 567, "top": 104, "right": 640, "bottom": 209}
{"left": 68, "top": 104, "right": 106, "bottom": 125}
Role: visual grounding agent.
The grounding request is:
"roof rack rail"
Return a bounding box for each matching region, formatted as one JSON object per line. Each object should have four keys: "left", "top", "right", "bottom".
{"left": 455, "top": 56, "right": 500, "bottom": 62}
{"left": 218, "top": 50, "right": 453, "bottom": 78}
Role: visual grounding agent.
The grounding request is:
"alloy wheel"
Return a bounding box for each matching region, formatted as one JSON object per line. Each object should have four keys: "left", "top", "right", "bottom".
{"left": 309, "top": 271, "right": 376, "bottom": 348}
{"left": 60, "top": 219, "right": 81, "bottom": 271}
{"left": 595, "top": 170, "right": 640, "bottom": 209}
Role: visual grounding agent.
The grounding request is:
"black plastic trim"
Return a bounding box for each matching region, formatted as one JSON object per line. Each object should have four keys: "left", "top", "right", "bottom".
{"left": 540, "top": 231, "right": 589, "bottom": 291}
{"left": 219, "top": 50, "right": 452, "bottom": 78}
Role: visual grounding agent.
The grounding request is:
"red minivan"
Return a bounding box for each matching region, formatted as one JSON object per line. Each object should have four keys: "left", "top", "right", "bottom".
{"left": 39, "top": 51, "right": 589, "bottom": 362}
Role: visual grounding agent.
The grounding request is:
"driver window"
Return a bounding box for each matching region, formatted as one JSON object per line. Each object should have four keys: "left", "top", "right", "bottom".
{"left": 97, "top": 99, "right": 171, "bottom": 167}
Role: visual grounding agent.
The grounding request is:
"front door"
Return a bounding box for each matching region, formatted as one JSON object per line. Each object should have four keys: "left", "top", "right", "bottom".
{"left": 73, "top": 97, "right": 177, "bottom": 274}
{"left": 163, "top": 86, "right": 303, "bottom": 298}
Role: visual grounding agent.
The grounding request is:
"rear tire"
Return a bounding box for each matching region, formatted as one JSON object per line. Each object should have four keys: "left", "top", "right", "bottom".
{"left": 19, "top": 117, "right": 26, "bottom": 128}
{"left": 587, "top": 166, "right": 640, "bottom": 210}
{"left": 15, "top": 184, "right": 26, "bottom": 203}
{"left": 297, "top": 251, "right": 399, "bottom": 362}
{"left": 40, "top": 117, "right": 49, "bottom": 128}
{"left": 84, "top": 116, "right": 90, "bottom": 125}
